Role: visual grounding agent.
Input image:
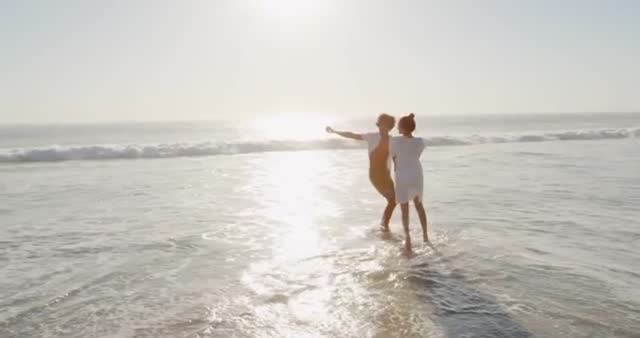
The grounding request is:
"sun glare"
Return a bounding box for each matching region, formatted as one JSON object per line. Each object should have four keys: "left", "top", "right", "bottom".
{"left": 252, "top": 151, "right": 336, "bottom": 259}
{"left": 251, "top": 114, "right": 336, "bottom": 141}
{"left": 254, "top": 0, "right": 333, "bottom": 21}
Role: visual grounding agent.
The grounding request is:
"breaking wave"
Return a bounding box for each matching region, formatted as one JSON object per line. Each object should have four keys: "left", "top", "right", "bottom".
{"left": 1, "top": 128, "right": 637, "bottom": 163}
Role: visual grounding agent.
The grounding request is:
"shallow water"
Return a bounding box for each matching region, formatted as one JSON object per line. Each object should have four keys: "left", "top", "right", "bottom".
{"left": 1, "top": 114, "right": 640, "bottom": 337}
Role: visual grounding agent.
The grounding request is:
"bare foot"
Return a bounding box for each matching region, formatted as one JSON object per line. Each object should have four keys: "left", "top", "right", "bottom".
{"left": 380, "top": 225, "right": 390, "bottom": 233}
{"left": 423, "top": 233, "right": 429, "bottom": 242}
{"left": 404, "top": 238, "right": 412, "bottom": 253}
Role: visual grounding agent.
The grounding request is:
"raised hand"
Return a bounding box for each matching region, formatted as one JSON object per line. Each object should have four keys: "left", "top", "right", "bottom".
{"left": 325, "top": 126, "right": 335, "bottom": 133}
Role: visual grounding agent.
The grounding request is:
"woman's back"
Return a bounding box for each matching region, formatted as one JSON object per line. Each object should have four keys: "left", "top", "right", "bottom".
{"left": 390, "top": 136, "right": 424, "bottom": 176}
{"left": 362, "top": 132, "right": 391, "bottom": 171}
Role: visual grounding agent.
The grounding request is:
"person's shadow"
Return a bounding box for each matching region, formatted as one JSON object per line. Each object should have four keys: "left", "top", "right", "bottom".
{"left": 407, "top": 243, "right": 531, "bottom": 338}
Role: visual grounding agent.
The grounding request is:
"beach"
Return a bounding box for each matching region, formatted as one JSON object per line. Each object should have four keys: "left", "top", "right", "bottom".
{"left": 1, "top": 113, "right": 639, "bottom": 337}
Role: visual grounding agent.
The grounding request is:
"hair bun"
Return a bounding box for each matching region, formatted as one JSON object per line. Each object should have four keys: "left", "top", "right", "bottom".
{"left": 409, "top": 113, "right": 415, "bottom": 119}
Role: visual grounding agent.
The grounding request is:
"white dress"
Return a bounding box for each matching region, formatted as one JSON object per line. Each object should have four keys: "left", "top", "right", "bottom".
{"left": 390, "top": 136, "right": 425, "bottom": 204}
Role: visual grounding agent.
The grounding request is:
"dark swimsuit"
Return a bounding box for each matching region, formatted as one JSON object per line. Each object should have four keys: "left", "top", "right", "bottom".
{"left": 368, "top": 134, "right": 395, "bottom": 201}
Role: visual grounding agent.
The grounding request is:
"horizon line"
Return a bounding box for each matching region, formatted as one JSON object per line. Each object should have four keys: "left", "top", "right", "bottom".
{"left": 1, "top": 111, "right": 639, "bottom": 127}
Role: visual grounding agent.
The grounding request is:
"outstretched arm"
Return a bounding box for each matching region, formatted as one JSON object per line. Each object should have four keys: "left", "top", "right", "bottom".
{"left": 325, "top": 126, "right": 363, "bottom": 140}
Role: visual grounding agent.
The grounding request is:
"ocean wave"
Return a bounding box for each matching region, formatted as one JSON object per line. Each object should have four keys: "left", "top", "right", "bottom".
{"left": 0, "top": 140, "right": 361, "bottom": 163}
{"left": 1, "top": 128, "right": 637, "bottom": 163}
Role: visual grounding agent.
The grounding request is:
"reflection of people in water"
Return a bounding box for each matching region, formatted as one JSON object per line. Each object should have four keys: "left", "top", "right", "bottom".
{"left": 326, "top": 114, "right": 396, "bottom": 231}
{"left": 390, "top": 113, "right": 429, "bottom": 252}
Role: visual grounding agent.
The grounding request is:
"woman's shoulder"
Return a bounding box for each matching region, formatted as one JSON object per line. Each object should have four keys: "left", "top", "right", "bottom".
{"left": 390, "top": 136, "right": 405, "bottom": 146}
{"left": 362, "top": 132, "right": 380, "bottom": 141}
{"left": 391, "top": 136, "right": 422, "bottom": 142}
{"left": 406, "top": 137, "right": 425, "bottom": 148}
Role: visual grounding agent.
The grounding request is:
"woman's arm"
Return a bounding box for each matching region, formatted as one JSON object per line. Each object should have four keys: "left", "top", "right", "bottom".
{"left": 326, "top": 126, "right": 363, "bottom": 140}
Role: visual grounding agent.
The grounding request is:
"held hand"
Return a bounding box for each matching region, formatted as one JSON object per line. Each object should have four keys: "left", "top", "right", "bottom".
{"left": 325, "top": 126, "right": 335, "bottom": 134}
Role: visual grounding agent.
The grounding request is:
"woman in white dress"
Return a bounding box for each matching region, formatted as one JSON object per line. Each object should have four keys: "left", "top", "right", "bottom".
{"left": 390, "top": 113, "right": 429, "bottom": 252}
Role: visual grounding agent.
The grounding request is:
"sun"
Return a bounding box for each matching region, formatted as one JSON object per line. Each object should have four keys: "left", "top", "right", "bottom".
{"left": 254, "top": 0, "right": 333, "bottom": 21}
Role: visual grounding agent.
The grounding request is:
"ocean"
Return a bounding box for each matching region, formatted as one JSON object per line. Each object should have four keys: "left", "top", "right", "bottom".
{"left": 1, "top": 113, "right": 639, "bottom": 337}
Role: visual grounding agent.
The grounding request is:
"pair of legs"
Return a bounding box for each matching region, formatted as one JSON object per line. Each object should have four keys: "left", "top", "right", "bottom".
{"left": 400, "top": 197, "right": 429, "bottom": 252}
{"left": 371, "top": 172, "right": 396, "bottom": 231}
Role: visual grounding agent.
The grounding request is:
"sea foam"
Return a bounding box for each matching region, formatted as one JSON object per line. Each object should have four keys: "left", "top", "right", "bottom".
{"left": 1, "top": 128, "right": 637, "bottom": 163}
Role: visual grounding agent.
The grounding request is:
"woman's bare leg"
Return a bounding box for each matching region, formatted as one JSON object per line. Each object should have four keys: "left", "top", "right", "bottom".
{"left": 381, "top": 191, "right": 396, "bottom": 231}
{"left": 401, "top": 203, "right": 411, "bottom": 252}
{"left": 373, "top": 177, "right": 396, "bottom": 231}
{"left": 414, "top": 198, "right": 429, "bottom": 242}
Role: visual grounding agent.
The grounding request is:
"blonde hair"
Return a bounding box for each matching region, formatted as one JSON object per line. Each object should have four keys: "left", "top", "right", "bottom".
{"left": 377, "top": 113, "right": 396, "bottom": 129}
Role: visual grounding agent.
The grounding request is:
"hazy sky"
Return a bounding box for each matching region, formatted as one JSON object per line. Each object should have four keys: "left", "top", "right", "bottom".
{"left": 1, "top": 0, "right": 639, "bottom": 123}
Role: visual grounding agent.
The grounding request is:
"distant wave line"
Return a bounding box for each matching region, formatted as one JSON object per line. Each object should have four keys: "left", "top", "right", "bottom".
{"left": 1, "top": 127, "right": 638, "bottom": 163}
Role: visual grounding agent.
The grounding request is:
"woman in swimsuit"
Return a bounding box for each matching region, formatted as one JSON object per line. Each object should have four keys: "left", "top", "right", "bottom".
{"left": 390, "top": 113, "right": 429, "bottom": 252}
{"left": 326, "top": 114, "right": 396, "bottom": 231}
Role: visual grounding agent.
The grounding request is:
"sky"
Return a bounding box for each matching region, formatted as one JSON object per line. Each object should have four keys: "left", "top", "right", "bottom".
{"left": 1, "top": 0, "right": 639, "bottom": 123}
